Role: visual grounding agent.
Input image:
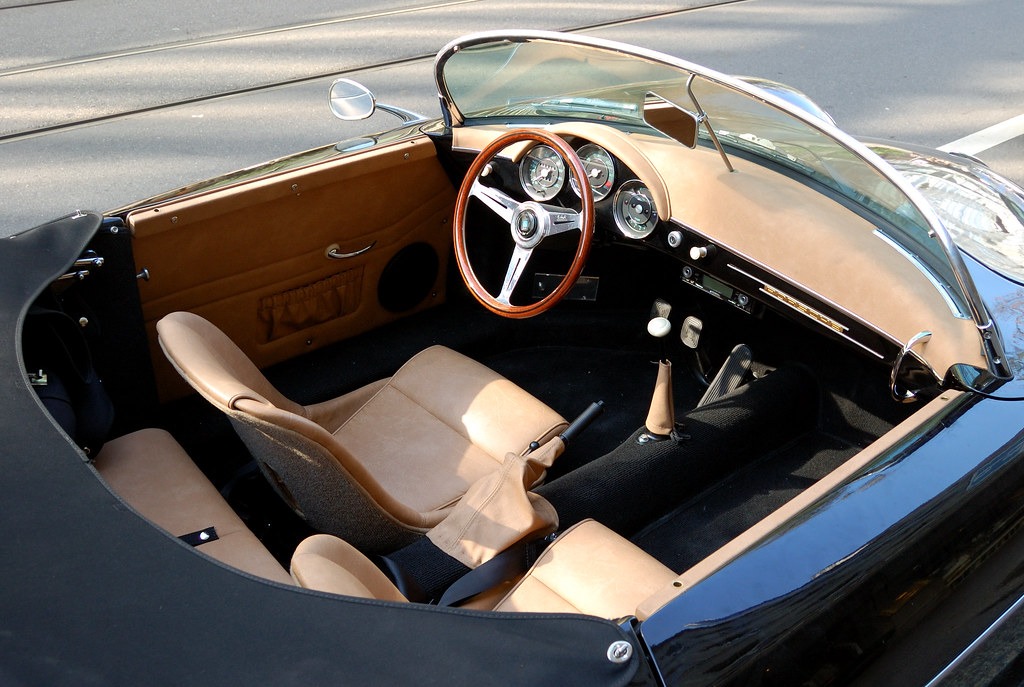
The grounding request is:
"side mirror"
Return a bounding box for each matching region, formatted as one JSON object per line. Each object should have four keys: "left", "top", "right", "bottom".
{"left": 643, "top": 93, "right": 701, "bottom": 149}
{"left": 329, "top": 79, "right": 377, "bottom": 121}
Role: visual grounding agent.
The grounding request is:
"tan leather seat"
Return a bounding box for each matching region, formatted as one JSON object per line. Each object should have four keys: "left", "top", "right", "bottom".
{"left": 156, "top": 311, "right": 567, "bottom": 553}
{"left": 94, "top": 428, "right": 293, "bottom": 585}
{"left": 290, "top": 519, "right": 676, "bottom": 620}
{"left": 491, "top": 519, "right": 676, "bottom": 618}
{"left": 290, "top": 534, "right": 407, "bottom": 601}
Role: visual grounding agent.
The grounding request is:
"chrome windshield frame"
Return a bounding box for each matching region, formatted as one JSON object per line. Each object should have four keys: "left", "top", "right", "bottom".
{"left": 433, "top": 30, "right": 1009, "bottom": 380}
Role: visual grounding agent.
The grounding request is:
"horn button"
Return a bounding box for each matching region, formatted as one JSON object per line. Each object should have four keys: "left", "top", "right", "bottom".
{"left": 511, "top": 202, "right": 577, "bottom": 249}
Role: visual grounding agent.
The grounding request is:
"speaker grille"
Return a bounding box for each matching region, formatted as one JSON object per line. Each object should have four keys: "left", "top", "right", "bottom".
{"left": 378, "top": 243, "right": 438, "bottom": 313}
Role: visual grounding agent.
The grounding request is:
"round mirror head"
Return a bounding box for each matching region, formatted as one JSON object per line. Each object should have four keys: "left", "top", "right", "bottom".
{"left": 329, "top": 79, "right": 376, "bottom": 121}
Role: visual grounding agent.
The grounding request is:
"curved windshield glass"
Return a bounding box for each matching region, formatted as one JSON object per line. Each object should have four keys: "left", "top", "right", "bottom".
{"left": 438, "top": 35, "right": 972, "bottom": 319}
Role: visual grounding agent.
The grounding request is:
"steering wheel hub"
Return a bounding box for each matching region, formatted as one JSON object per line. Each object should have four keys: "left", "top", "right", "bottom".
{"left": 515, "top": 207, "right": 540, "bottom": 240}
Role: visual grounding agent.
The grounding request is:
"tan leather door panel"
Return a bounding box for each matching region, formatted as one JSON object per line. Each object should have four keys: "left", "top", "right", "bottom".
{"left": 128, "top": 135, "right": 456, "bottom": 399}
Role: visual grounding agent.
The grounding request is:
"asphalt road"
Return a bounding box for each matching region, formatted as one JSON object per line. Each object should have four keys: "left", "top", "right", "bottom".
{"left": 1, "top": 0, "right": 1022, "bottom": 236}
{"left": 2, "top": 1, "right": 1023, "bottom": 682}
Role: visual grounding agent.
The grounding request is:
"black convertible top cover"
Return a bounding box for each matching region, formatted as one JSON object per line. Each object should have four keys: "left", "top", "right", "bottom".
{"left": 0, "top": 213, "right": 641, "bottom": 686}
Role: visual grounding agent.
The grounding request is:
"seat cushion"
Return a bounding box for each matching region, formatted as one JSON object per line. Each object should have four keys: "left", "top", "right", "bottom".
{"left": 492, "top": 519, "right": 676, "bottom": 619}
{"left": 93, "top": 428, "right": 293, "bottom": 585}
{"left": 332, "top": 345, "right": 568, "bottom": 514}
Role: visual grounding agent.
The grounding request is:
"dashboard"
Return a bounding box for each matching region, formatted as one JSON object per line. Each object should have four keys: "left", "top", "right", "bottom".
{"left": 449, "top": 121, "right": 988, "bottom": 381}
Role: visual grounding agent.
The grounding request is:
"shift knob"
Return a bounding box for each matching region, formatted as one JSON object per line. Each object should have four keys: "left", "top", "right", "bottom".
{"left": 647, "top": 316, "right": 671, "bottom": 338}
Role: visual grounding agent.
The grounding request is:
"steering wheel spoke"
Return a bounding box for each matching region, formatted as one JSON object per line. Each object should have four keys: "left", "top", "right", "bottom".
{"left": 453, "top": 129, "right": 594, "bottom": 319}
{"left": 469, "top": 179, "right": 519, "bottom": 223}
{"left": 537, "top": 204, "right": 582, "bottom": 236}
{"left": 496, "top": 245, "right": 535, "bottom": 305}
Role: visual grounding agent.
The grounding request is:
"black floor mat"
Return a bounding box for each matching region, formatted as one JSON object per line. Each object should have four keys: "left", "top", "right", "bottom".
{"left": 535, "top": 365, "right": 820, "bottom": 539}
{"left": 632, "top": 430, "right": 858, "bottom": 571}
{"left": 482, "top": 344, "right": 706, "bottom": 477}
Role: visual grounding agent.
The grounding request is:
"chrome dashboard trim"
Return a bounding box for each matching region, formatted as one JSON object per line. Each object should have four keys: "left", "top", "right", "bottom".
{"left": 724, "top": 262, "right": 886, "bottom": 361}
{"left": 873, "top": 229, "right": 969, "bottom": 319}
{"left": 671, "top": 218, "right": 902, "bottom": 351}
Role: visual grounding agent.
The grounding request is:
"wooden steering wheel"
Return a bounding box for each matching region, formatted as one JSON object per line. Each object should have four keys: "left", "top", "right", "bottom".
{"left": 453, "top": 129, "right": 595, "bottom": 318}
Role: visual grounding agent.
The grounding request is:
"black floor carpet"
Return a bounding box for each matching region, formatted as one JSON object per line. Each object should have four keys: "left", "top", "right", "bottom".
{"left": 482, "top": 344, "right": 706, "bottom": 477}
{"left": 631, "top": 430, "right": 859, "bottom": 571}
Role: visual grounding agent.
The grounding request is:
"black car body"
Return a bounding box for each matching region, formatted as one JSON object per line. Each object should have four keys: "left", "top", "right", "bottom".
{"left": 3, "top": 31, "right": 1024, "bottom": 686}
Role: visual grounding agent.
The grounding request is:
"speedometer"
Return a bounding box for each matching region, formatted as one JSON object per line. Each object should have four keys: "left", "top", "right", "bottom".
{"left": 569, "top": 144, "right": 616, "bottom": 200}
{"left": 519, "top": 144, "right": 565, "bottom": 200}
{"left": 613, "top": 179, "right": 658, "bottom": 239}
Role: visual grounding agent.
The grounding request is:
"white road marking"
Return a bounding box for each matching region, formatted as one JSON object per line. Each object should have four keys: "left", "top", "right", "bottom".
{"left": 938, "top": 114, "right": 1024, "bottom": 155}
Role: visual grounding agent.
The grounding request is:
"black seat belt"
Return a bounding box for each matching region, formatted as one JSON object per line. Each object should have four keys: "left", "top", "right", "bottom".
{"left": 436, "top": 538, "right": 542, "bottom": 607}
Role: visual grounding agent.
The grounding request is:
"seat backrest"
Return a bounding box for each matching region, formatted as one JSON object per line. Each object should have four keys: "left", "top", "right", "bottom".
{"left": 492, "top": 519, "right": 676, "bottom": 618}
{"left": 156, "top": 311, "right": 304, "bottom": 415}
{"left": 291, "top": 520, "right": 675, "bottom": 619}
{"left": 290, "top": 534, "right": 407, "bottom": 602}
{"left": 156, "top": 311, "right": 430, "bottom": 552}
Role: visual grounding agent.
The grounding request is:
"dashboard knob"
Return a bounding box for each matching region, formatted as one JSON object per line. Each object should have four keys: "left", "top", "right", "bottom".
{"left": 689, "top": 245, "right": 716, "bottom": 261}
{"left": 667, "top": 230, "right": 683, "bottom": 248}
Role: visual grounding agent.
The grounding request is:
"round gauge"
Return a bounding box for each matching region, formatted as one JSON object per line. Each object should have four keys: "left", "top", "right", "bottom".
{"left": 613, "top": 179, "right": 658, "bottom": 239}
{"left": 569, "top": 144, "right": 616, "bottom": 200}
{"left": 519, "top": 144, "right": 566, "bottom": 200}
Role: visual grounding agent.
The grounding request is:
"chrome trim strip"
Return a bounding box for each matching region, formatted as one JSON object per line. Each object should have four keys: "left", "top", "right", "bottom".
{"left": 760, "top": 284, "right": 848, "bottom": 334}
{"left": 681, "top": 226, "right": 904, "bottom": 348}
{"left": 873, "top": 229, "right": 968, "bottom": 319}
{"left": 924, "top": 588, "right": 1024, "bottom": 686}
{"left": 726, "top": 263, "right": 886, "bottom": 360}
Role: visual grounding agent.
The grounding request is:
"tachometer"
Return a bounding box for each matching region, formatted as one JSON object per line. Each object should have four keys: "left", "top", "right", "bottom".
{"left": 569, "top": 144, "right": 616, "bottom": 200}
{"left": 613, "top": 179, "right": 658, "bottom": 239}
{"left": 519, "top": 144, "right": 565, "bottom": 200}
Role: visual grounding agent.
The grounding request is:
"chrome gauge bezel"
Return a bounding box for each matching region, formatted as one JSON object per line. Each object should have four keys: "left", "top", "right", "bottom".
{"left": 569, "top": 143, "right": 616, "bottom": 200}
{"left": 519, "top": 144, "right": 566, "bottom": 201}
{"left": 613, "top": 179, "right": 658, "bottom": 239}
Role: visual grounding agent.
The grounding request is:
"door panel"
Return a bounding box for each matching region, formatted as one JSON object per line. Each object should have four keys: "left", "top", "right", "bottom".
{"left": 128, "top": 135, "right": 455, "bottom": 400}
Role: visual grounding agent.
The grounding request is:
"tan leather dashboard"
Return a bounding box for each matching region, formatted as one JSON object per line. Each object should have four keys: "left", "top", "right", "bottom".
{"left": 452, "top": 123, "right": 986, "bottom": 378}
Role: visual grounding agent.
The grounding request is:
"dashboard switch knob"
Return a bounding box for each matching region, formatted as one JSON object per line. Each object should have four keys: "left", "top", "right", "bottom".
{"left": 689, "top": 245, "right": 716, "bottom": 261}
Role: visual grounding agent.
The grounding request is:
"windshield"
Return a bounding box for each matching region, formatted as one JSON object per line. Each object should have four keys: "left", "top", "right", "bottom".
{"left": 437, "top": 34, "right": 976, "bottom": 322}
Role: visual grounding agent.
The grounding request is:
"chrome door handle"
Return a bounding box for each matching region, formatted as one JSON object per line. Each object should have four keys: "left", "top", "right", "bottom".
{"left": 326, "top": 241, "right": 376, "bottom": 260}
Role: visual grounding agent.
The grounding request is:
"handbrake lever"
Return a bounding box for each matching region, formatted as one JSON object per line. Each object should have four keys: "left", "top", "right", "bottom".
{"left": 560, "top": 400, "right": 605, "bottom": 444}
{"left": 525, "top": 401, "right": 604, "bottom": 455}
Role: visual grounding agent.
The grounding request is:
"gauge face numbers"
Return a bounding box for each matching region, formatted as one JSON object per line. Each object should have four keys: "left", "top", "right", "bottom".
{"left": 613, "top": 179, "right": 658, "bottom": 239}
{"left": 569, "top": 144, "right": 616, "bottom": 200}
{"left": 519, "top": 144, "right": 566, "bottom": 200}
